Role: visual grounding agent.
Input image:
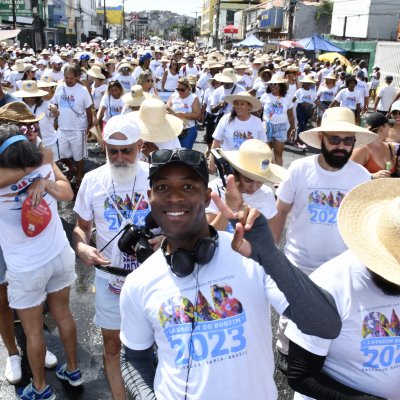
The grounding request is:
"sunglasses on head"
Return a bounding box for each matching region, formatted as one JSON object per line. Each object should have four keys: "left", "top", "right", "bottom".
{"left": 323, "top": 133, "right": 356, "bottom": 146}
{"left": 18, "top": 122, "right": 39, "bottom": 135}
{"left": 150, "top": 148, "right": 205, "bottom": 166}
{"left": 107, "top": 146, "right": 136, "bottom": 155}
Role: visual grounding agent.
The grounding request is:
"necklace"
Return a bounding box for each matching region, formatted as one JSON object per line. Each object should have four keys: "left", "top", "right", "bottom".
{"left": 111, "top": 176, "right": 137, "bottom": 224}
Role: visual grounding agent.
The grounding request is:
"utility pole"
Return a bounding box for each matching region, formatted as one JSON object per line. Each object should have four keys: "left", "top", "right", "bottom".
{"left": 103, "top": 0, "right": 108, "bottom": 40}
{"left": 287, "top": 0, "right": 296, "bottom": 40}
{"left": 122, "top": 0, "right": 125, "bottom": 40}
{"left": 342, "top": 16, "right": 347, "bottom": 39}
{"left": 214, "top": 0, "right": 221, "bottom": 49}
{"left": 12, "top": 0, "right": 16, "bottom": 29}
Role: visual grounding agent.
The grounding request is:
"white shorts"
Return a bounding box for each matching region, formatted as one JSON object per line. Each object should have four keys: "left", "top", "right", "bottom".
{"left": 6, "top": 243, "right": 77, "bottom": 309}
{"left": 58, "top": 129, "right": 87, "bottom": 161}
{"left": 46, "top": 140, "right": 61, "bottom": 162}
{"left": 94, "top": 275, "right": 121, "bottom": 330}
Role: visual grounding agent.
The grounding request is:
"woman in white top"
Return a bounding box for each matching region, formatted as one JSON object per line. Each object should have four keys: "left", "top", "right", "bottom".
{"left": 87, "top": 66, "right": 108, "bottom": 111}
{"left": 96, "top": 80, "right": 124, "bottom": 130}
{"left": 137, "top": 70, "right": 159, "bottom": 97}
{"left": 161, "top": 59, "right": 179, "bottom": 92}
{"left": 166, "top": 77, "right": 201, "bottom": 149}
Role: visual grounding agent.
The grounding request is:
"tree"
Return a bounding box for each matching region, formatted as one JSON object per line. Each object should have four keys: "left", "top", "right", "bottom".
{"left": 315, "top": 0, "right": 333, "bottom": 22}
{"left": 180, "top": 24, "right": 196, "bottom": 41}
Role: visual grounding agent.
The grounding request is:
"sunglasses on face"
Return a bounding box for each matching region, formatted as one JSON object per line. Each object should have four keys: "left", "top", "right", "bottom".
{"left": 107, "top": 147, "right": 136, "bottom": 155}
{"left": 146, "top": 79, "right": 154, "bottom": 83}
{"left": 269, "top": 83, "right": 278, "bottom": 87}
{"left": 391, "top": 110, "right": 400, "bottom": 116}
{"left": 176, "top": 87, "right": 187, "bottom": 92}
{"left": 150, "top": 148, "right": 205, "bottom": 166}
{"left": 323, "top": 133, "right": 356, "bottom": 146}
{"left": 18, "top": 123, "right": 39, "bottom": 135}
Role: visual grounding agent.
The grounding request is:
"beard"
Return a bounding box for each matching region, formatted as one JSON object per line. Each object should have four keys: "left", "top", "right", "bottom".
{"left": 107, "top": 160, "right": 138, "bottom": 185}
{"left": 368, "top": 269, "right": 400, "bottom": 296}
{"left": 321, "top": 139, "right": 354, "bottom": 169}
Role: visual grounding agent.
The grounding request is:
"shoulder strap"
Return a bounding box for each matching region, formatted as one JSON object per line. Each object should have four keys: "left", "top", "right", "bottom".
{"left": 230, "top": 84, "right": 236, "bottom": 94}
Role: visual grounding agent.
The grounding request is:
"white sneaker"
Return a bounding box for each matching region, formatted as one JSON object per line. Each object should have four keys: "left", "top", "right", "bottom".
{"left": 5, "top": 354, "right": 22, "bottom": 384}
{"left": 45, "top": 349, "right": 58, "bottom": 369}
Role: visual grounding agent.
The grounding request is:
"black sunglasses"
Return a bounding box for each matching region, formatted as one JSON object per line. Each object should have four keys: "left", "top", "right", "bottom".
{"left": 150, "top": 149, "right": 204, "bottom": 166}
{"left": 107, "top": 147, "right": 136, "bottom": 155}
{"left": 176, "top": 87, "right": 187, "bottom": 92}
{"left": 323, "top": 133, "right": 356, "bottom": 146}
{"left": 391, "top": 110, "right": 400, "bottom": 115}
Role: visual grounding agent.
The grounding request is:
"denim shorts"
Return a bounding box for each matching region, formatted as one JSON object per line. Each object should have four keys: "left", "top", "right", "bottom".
{"left": 266, "top": 122, "right": 288, "bottom": 143}
{"left": 94, "top": 275, "right": 122, "bottom": 330}
{"left": 0, "top": 247, "right": 6, "bottom": 285}
{"left": 6, "top": 243, "right": 76, "bottom": 309}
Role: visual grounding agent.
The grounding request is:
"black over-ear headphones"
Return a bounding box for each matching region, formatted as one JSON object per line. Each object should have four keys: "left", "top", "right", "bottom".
{"left": 162, "top": 226, "right": 219, "bottom": 278}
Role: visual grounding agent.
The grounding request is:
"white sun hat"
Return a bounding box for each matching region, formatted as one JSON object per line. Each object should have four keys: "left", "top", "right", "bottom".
{"left": 224, "top": 91, "right": 262, "bottom": 112}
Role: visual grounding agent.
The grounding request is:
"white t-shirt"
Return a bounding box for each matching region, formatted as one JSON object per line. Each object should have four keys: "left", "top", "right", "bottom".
{"left": 286, "top": 250, "right": 400, "bottom": 400}
{"left": 197, "top": 71, "right": 213, "bottom": 92}
{"left": 236, "top": 74, "right": 253, "bottom": 90}
{"left": 276, "top": 155, "right": 370, "bottom": 273}
{"left": 316, "top": 85, "right": 337, "bottom": 103}
{"left": 154, "top": 65, "right": 167, "bottom": 91}
{"left": 334, "top": 88, "right": 362, "bottom": 111}
{"left": 100, "top": 93, "right": 124, "bottom": 121}
{"left": 116, "top": 74, "right": 137, "bottom": 93}
{"left": 206, "top": 178, "right": 277, "bottom": 233}
{"left": 28, "top": 101, "right": 58, "bottom": 146}
{"left": 150, "top": 59, "right": 161, "bottom": 76}
{"left": 355, "top": 79, "right": 369, "bottom": 107}
{"left": 179, "top": 64, "right": 200, "bottom": 78}
{"left": 6, "top": 71, "right": 23, "bottom": 92}
{"left": 377, "top": 84, "right": 397, "bottom": 112}
{"left": 169, "top": 92, "right": 197, "bottom": 128}
{"left": 120, "top": 232, "right": 289, "bottom": 400}
{"left": 294, "top": 88, "right": 317, "bottom": 104}
{"left": 210, "top": 84, "right": 245, "bottom": 115}
{"left": 0, "top": 164, "right": 67, "bottom": 273}
{"left": 163, "top": 69, "right": 179, "bottom": 92}
{"left": 52, "top": 82, "right": 92, "bottom": 130}
{"left": 73, "top": 162, "right": 150, "bottom": 280}
{"left": 252, "top": 78, "right": 267, "bottom": 99}
{"left": 42, "top": 69, "right": 64, "bottom": 82}
{"left": 91, "top": 83, "right": 108, "bottom": 109}
{"left": 204, "top": 87, "right": 218, "bottom": 114}
{"left": 213, "top": 114, "right": 266, "bottom": 150}
{"left": 260, "top": 93, "right": 293, "bottom": 125}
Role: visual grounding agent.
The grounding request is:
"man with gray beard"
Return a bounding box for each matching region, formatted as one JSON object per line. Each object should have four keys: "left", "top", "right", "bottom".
{"left": 73, "top": 114, "right": 151, "bottom": 399}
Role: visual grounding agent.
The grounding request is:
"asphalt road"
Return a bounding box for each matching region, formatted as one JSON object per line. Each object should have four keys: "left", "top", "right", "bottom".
{"left": 0, "top": 132, "right": 310, "bottom": 399}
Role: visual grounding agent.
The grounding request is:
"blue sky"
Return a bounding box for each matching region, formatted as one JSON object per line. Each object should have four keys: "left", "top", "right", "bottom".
{"left": 125, "top": 0, "right": 203, "bottom": 16}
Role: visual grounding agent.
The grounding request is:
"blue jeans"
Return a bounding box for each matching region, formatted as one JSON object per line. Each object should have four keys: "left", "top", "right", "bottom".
{"left": 179, "top": 126, "right": 197, "bottom": 149}
{"left": 297, "top": 103, "right": 314, "bottom": 136}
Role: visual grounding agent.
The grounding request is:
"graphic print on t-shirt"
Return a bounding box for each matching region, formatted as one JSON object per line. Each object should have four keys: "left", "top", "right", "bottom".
{"left": 307, "top": 189, "right": 346, "bottom": 225}
{"left": 60, "top": 93, "right": 75, "bottom": 109}
{"left": 360, "top": 305, "right": 400, "bottom": 372}
{"left": 233, "top": 131, "right": 254, "bottom": 149}
{"left": 267, "top": 100, "right": 283, "bottom": 117}
{"left": 103, "top": 192, "right": 150, "bottom": 272}
{"left": 159, "top": 281, "right": 247, "bottom": 370}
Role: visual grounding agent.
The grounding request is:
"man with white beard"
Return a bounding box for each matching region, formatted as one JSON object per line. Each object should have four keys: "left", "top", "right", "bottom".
{"left": 73, "top": 114, "right": 151, "bottom": 399}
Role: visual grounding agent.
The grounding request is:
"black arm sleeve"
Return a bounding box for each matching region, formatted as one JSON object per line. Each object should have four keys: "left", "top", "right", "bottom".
{"left": 287, "top": 341, "right": 386, "bottom": 400}
{"left": 120, "top": 344, "right": 157, "bottom": 400}
{"left": 236, "top": 214, "right": 342, "bottom": 339}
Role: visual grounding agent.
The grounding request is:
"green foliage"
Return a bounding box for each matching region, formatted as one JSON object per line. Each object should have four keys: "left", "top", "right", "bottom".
{"left": 180, "top": 24, "right": 196, "bottom": 41}
{"left": 315, "top": 0, "right": 333, "bottom": 21}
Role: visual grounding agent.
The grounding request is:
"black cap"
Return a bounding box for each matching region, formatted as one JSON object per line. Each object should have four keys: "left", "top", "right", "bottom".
{"left": 386, "top": 75, "right": 393, "bottom": 81}
{"left": 366, "top": 112, "right": 390, "bottom": 130}
{"left": 149, "top": 149, "right": 209, "bottom": 187}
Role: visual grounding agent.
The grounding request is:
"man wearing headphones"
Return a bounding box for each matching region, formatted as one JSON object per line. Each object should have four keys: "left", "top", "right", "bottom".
{"left": 119, "top": 148, "right": 342, "bottom": 400}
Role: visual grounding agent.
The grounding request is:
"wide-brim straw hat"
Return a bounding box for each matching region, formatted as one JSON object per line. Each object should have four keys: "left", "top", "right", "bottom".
{"left": 118, "top": 62, "right": 134, "bottom": 72}
{"left": 13, "top": 80, "right": 48, "bottom": 98}
{"left": 122, "top": 85, "right": 151, "bottom": 107}
{"left": 214, "top": 68, "right": 237, "bottom": 83}
{"left": 269, "top": 75, "right": 288, "bottom": 85}
{"left": 11, "top": 60, "right": 25, "bottom": 72}
{"left": 87, "top": 65, "right": 105, "bottom": 80}
{"left": 0, "top": 102, "right": 44, "bottom": 123}
{"left": 130, "top": 98, "right": 183, "bottom": 142}
{"left": 219, "top": 139, "right": 289, "bottom": 184}
{"left": 234, "top": 63, "right": 248, "bottom": 70}
{"left": 300, "top": 107, "right": 378, "bottom": 149}
{"left": 285, "top": 66, "right": 299, "bottom": 73}
{"left": 337, "top": 178, "right": 400, "bottom": 285}
{"left": 224, "top": 91, "right": 262, "bottom": 112}
{"left": 37, "top": 75, "right": 57, "bottom": 88}
{"left": 299, "top": 75, "right": 316, "bottom": 84}
{"left": 324, "top": 72, "right": 337, "bottom": 81}
{"left": 160, "top": 56, "right": 169, "bottom": 63}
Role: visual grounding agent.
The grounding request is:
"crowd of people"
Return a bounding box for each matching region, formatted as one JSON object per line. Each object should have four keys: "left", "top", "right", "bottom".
{"left": 0, "top": 39, "right": 398, "bottom": 400}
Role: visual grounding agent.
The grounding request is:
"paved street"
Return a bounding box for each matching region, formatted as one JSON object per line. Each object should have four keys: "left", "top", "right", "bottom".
{"left": 0, "top": 133, "right": 310, "bottom": 399}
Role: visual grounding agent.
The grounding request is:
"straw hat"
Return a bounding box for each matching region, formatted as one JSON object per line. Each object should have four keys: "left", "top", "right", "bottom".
{"left": 187, "top": 75, "right": 197, "bottom": 86}
{"left": 299, "top": 75, "right": 316, "bottom": 84}
{"left": 234, "top": 63, "right": 248, "bottom": 70}
{"left": 11, "top": 60, "right": 25, "bottom": 72}
{"left": 130, "top": 98, "right": 183, "bottom": 142}
{"left": 37, "top": 75, "right": 57, "bottom": 88}
{"left": 117, "top": 62, "right": 134, "bottom": 72}
{"left": 324, "top": 72, "right": 337, "bottom": 81}
{"left": 300, "top": 107, "right": 378, "bottom": 149}
{"left": 219, "top": 139, "right": 289, "bottom": 184}
{"left": 224, "top": 91, "right": 262, "bottom": 112}
{"left": 207, "top": 60, "right": 224, "bottom": 69}
{"left": 286, "top": 66, "right": 299, "bottom": 73}
{"left": 24, "top": 64, "right": 38, "bottom": 73}
{"left": 214, "top": 68, "right": 237, "bottom": 83}
{"left": 269, "top": 75, "right": 288, "bottom": 85}
{"left": 13, "top": 81, "right": 48, "bottom": 98}
{"left": 87, "top": 65, "right": 105, "bottom": 80}
{"left": 41, "top": 49, "right": 51, "bottom": 56}
{"left": 0, "top": 102, "right": 44, "bottom": 123}
{"left": 122, "top": 85, "right": 150, "bottom": 107}
{"left": 160, "top": 56, "right": 169, "bottom": 63}
{"left": 337, "top": 178, "right": 400, "bottom": 285}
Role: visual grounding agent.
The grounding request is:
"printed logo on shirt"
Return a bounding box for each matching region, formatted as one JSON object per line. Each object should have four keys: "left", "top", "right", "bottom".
{"left": 159, "top": 283, "right": 247, "bottom": 370}
{"left": 344, "top": 96, "right": 357, "bottom": 109}
{"left": 173, "top": 101, "right": 190, "bottom": 113}
{"left": 233, "top": 131, "right": 254, "bottom": 149}
{"left": 60, "top": 94, "right": 75, "bottom": 108}
{"left": 321, "top": 91, "right": 335, "bottom": 102}
{"left": 360, "top": 307, "right": 400, "bottom": 371}
{"left": 267, "top": 101, "right": 284, "bottom": 116}
{"left": 120, "top": 79, "right": 131, "bottom": 90}
{"left": 307, "top": 189, "right": 346, "bottom": 225}
{"left": 302, "top": 94, "right": 313, "bottom": 103}
{"left": 110, "top": 105, "right": 122, "bottom": 117}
